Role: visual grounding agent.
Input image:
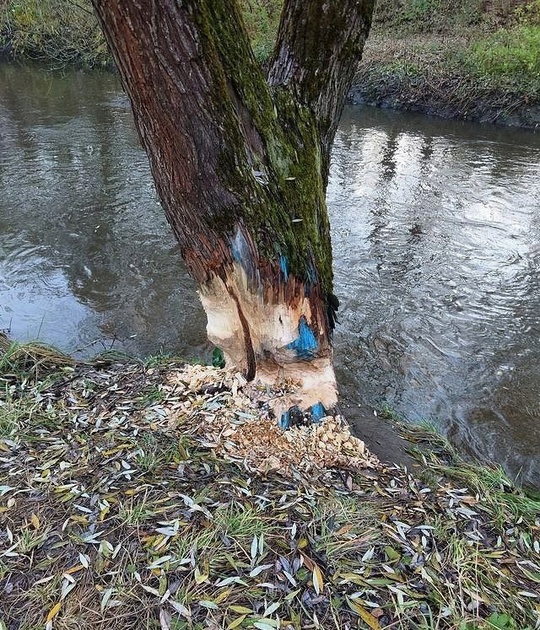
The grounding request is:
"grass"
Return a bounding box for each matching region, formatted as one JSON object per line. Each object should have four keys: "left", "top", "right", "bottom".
{"left": 354, "top": 29, "right": 539, "bottom": 126}
{"left": 372, "top": 0, "right": 519, "bottom": 35}
{"left": 467, "top": 24, "right": 540, "bottom": 84}
{"left": 361, "top": 0, "right": 540, "bottom": 99}
{"left": 132, "top": 432, "right": 179, "bottom": 473}
{"left": 0, "top": 334, "right": 73, "bottom": 377}
{"left": 352, "top": 0, "right": 540, "bottom": 126}
{"left": 0, "top": 344, "right": 539, "bottom": 629}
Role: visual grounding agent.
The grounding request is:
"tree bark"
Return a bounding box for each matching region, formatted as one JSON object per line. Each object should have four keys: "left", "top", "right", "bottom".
{"left": 90, "top": 0, "right": 375, "bottom": 422}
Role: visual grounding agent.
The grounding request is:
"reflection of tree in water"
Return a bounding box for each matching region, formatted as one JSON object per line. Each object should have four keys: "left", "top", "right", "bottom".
{"left": 331, "top": 116, "right": 436, "bottom": 406}
{"left": 380, "top": 128, "right": 399, "bottom": 181}
{"left": 368, "top": 129, "right": 441, "bottom": 284}
{"left": 419, "top": 134, "right": 434, "bottom": 164}
{"left": 0, "top": 65, "right": 206, "bottom": 356}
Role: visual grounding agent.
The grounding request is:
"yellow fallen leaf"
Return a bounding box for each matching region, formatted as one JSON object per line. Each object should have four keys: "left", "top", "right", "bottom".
{"left": 347, "top": 598, "right": 381, "bottom": 630}
{"left": 65, "top": 564, "right": 84, "bottom": 575}
{"left": 229, "top": 606, "right": 252, "bottom": 614}
{"left": 194, "top": 565, "right": 209, "bottom": 584}
{"left": 215, "top": 588, "right": 232, "bottom": 603}
{"left": 46, "top": 601, "right": 62, "bottom": 622}
{"left": 227, "top": 615, "right": 247, "bottom": 629}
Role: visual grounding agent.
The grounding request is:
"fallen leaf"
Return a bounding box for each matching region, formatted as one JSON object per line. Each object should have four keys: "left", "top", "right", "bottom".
{"left": 347, "top": 598, "right": 381, "bottom": 630}
{"left": 46, "top": 602, "right": 62, "bottom": 623}
{"left": 312, "top": 564, "right": 324, "bottom": 595}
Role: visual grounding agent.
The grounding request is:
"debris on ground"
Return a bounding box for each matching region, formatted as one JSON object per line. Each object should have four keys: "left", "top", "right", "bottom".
{"left": 0, "top": 354, "right": 539, "bottom": 630}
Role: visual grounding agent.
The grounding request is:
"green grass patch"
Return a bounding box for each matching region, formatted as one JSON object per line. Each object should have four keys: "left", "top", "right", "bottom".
{"left": 467, "top": 24, "right": 540, "bottom": 83}
{"left": 457, "top": 1, "right": 540, "bottom": 93}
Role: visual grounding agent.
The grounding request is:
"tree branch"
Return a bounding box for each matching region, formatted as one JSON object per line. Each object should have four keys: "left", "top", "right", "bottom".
{"left": 268, "top": 0, "right": 375, "bottom": 170}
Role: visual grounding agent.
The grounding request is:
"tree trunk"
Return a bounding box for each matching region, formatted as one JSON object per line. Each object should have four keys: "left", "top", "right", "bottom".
{"left": 90, "top": 0, "right": 375, "bottom": 423}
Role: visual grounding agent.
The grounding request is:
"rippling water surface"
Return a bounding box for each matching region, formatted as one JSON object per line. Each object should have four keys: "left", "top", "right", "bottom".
{"left": 1, "top": 65, "right": 539, "bottom": 486}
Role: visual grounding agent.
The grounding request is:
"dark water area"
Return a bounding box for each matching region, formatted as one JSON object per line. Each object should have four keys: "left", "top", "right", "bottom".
{"left": 1, "top": 64, "right": 539, "bottom": 487}
{"left": 0, "top": 64, "right": 206, "bottom": 360}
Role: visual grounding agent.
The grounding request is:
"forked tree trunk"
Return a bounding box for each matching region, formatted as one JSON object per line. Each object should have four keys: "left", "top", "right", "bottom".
{"left": 90, "top": 0, "right": 375, "bottom": 423}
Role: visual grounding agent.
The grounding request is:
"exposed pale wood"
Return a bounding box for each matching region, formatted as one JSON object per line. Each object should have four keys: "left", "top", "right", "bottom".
{"left": 199, "top": 261, "right": 337, "bottom": 414}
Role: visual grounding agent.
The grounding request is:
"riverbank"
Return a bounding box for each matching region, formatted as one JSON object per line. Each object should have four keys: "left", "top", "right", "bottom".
{"left": 1, "top": 341, "right": 539, "bottom": 629}
{"left": 350, "top": 32, "right": 540, "bottom": 129}
{"left": 1, "top": 1, "right": 539, "bottom": 130}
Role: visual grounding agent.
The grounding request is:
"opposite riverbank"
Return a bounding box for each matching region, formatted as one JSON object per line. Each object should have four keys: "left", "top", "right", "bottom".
{"left": 1, "top": 340, "right": 539, "bottom": 629}
{"left": 348, "top": 0, "right": 540, "bottom": 129}
{"left": 1, "top": 0, "right": 539, "bottom": 129}
{"left": 350, "top": 31, "right": 540, "bottom": 129}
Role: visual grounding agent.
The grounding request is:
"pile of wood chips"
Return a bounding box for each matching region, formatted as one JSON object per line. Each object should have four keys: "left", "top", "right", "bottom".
{"left": 165, "top": 365, "right": 379, "bottom": 475}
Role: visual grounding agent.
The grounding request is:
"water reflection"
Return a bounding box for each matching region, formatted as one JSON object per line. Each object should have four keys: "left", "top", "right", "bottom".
{"left": 330, "top": 108, "right": 540, "bottom": 486}
{"left": 1, "top": 65, "right": 539, "bottom": 486}
{"left": 0, "top": 64, "right": 206, "bottom": 358}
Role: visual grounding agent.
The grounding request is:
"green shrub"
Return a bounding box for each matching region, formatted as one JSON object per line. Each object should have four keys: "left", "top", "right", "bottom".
{"left": 468, "top": 24, "right": 540, "bottom": 80}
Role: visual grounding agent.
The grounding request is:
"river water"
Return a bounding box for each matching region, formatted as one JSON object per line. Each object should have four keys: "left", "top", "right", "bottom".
{"left": 1, "top": 64, "right": 539, "bottom": 487}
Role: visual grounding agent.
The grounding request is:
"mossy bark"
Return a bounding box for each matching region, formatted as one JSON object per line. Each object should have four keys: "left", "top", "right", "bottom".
{"left": 90, "top": 0, "right": 375, "bottom": 416}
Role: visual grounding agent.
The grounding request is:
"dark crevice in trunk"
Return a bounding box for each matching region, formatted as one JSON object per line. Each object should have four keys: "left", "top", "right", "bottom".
{"left": 227, "top": 286, "right": 257, "bottom": 382}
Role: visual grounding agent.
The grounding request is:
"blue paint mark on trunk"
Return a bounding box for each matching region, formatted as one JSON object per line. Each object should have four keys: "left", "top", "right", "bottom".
{"left": 287, "top": 316, "right": 318, "bottom": 358}
{"left": 303, "top": 255, "right": 319, "bottom": 296}
{"left": 230, "top": 226, "right": 257, "bottom": 283}
{"left": 279, "top": 411, "right": 291, "bottom": 429}
{"left": 279, "top": 255, "right": 289, "bottom": 281}
{"left": 311, "top": 402, "right": 326, "bottom": 422}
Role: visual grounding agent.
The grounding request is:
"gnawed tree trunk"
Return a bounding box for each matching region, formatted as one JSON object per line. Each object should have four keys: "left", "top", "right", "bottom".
{"left": 90, "top": 0, "right": 375, "bottom": 423}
